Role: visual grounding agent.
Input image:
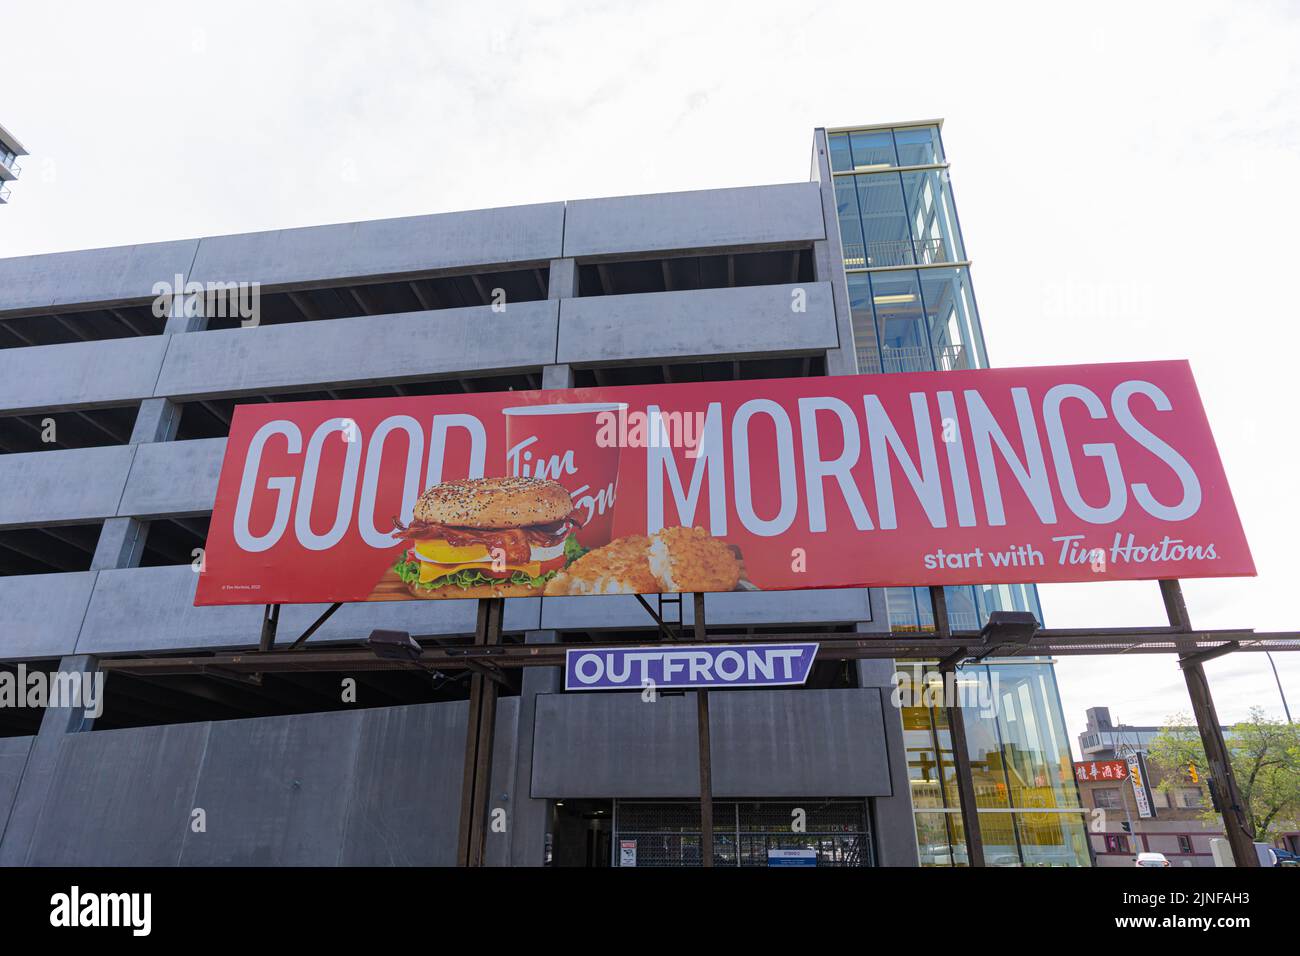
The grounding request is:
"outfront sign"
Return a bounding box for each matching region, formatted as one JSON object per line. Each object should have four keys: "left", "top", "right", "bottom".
{"left": 196, "top": 360, "right": 1254, "bottom": 606}
{"left": 563, "top": 643, "right": 819, "bottom": 691}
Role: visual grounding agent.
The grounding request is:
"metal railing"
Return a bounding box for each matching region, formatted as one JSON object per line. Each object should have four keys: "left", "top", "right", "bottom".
{"left": 881, "top": 343, "right": 969, "bottom": 374}
{"left": 0, "top": 153, "right": 19, "bottom": 178}
{"left": 842, "top": 237, "right": 951, "bottom": 269}
{"left": 0, "top": 184, "right": 11, "bottom": 203}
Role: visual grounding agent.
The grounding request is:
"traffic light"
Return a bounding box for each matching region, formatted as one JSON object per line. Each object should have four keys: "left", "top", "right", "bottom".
{"left": 1188, "top": 761, "right": 1199, "bottom": 784}
{"left": 1121, "top": 821, "right": 1131, "bottom": 833}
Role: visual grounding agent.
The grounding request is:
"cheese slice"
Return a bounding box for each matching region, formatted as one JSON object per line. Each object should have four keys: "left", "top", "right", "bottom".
{"left": 413, "top": 539, "right": 491, "bottom": 564}
{"left": 418, "top": 560, "right": 543, "bottom": 584}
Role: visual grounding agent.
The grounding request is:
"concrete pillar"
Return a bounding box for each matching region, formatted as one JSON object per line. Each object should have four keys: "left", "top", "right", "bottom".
{"left": 541, "top": 364, "right": 574, "bottom": 390}
{"left": 504, "top": 317, "right": 574, "bottom": 865}
{"left": 547, "top": 258, "right": 578, "bottom": 300}
{"left": 90, "top": 517, "right": 147, "bottom": 570}
{"left": 0, "top": 655, "right": 99, "bottom": 865}
{"left": 507, "top": 630, "right": 562, "bottom": 865}
{"left": 130, "top": 397, "right": 182, "bottom": 444}
{"left": 810, "top": 129, "right": 866, "bottom": 377}
{"left": 855, "top": 592, "right": 920, "bottom": 866}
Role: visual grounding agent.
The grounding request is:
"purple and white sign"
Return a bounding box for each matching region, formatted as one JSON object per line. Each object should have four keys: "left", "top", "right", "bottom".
{"left": 564, "top": 642, "right": 819, "bottom": 691}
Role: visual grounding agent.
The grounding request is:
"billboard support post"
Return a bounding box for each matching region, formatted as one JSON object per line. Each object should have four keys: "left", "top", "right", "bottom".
{"left": 932, "top": 585, "right": 986, "bottom": 868}
{"left": 456, "top": 597, "right": 504, "bottom": 867}
{"left": 1161, "top": 579, "right": 1259, "bottom": 867}
{"left": 694, "top": 592, "right": 714, "bottom": 868}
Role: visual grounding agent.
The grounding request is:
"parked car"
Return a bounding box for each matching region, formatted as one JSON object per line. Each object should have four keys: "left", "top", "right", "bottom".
{"left": 1135, "top": 851, "right": 1171, "bottom": 867}
{"left": 1272, "top": 848, "right": 1299, "bottom": 867}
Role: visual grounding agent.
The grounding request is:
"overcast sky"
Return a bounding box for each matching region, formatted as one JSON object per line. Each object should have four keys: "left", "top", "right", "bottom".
{"left": 3, "top": 1, "right": 1298, "bottom": 750}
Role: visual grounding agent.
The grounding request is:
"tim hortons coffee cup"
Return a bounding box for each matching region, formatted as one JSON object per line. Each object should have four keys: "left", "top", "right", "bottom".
{"left": 502, "top": 402, "right": 628, "bottom": 550}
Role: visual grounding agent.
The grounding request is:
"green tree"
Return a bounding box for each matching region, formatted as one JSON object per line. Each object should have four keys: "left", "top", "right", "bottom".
{"left": 1147, "top": 708, "right": 1300, "bottom": 842}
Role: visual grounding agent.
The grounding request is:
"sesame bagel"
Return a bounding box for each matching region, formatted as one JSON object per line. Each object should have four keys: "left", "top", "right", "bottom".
{"left": 412, "top": 476, "right": 573, "bottom": 528}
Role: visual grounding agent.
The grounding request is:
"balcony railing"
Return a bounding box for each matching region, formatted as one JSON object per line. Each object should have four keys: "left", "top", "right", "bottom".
{"left": 0, "top": 153, "right": 19, "bottom": 178}
{"left": 842, "top": 237, "right": 951, "bottom": 269}
{"left": 881, "top": 343, "right": 969, "bottom": 374}
{"left": 0, "top": 184, "right": 10, "bottom": 204}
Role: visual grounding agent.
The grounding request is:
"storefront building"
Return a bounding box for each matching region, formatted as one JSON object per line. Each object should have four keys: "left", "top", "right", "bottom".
{"left": 0, "top": 121, "right": 1086, "bottom": 866}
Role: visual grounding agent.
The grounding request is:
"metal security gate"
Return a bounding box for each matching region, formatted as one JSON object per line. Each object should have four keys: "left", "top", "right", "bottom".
{"left": 613, "top": 800, "right": 872, "bottom": 867}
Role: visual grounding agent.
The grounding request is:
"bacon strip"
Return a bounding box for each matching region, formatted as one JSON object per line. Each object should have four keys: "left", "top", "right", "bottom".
{"left": 391, "top": 509, "right": 586, "bottom": 564}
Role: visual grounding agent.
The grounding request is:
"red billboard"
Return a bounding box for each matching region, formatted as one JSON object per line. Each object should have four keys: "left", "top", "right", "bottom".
{"left": 195, "top": 360, "right": 1253, "bottom": 606}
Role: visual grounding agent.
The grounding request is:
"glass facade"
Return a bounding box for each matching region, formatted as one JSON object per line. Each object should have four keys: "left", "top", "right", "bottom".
{"left": 825, "top": 122, "right": 1086, "bottom": 864}
{"left": 903, "top": 662, "right": 1089, "bottom": 867}
{"left": 828, "top": 124, "right": 985, "bottom": 376}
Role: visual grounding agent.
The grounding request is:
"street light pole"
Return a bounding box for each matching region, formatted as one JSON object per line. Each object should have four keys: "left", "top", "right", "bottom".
{"left": 1264, "top": 652, "right": 1293, "bottom": 724}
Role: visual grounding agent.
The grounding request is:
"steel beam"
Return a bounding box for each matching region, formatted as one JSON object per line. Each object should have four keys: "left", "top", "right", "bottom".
{"left": 931, "top": 586, "right": 985, "bottom": 868}
{"left": 694, "top": 593, "right": 713, "bottom": 868}
{"left": 1161, "top": 580, "right": 1258, "bottom": 867}
{"left": 456, "top": 597, "right": 504, "bottom": 867}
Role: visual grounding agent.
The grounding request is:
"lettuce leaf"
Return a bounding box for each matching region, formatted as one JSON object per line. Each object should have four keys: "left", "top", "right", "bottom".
{"left": 563, "top": 533, "right": 589, "bottom": 564}
{"left": 393, "top": 557, "right": 558, "bottom": 592}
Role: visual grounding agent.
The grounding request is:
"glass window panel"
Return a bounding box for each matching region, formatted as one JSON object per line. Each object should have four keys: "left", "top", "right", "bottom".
{"left": 979, "top": 813, "right": 1022, "bottom": 866}
{"left": 917, "top": 267, "right": 985, "bottom": 370}
{"left": 990, "top": 663, "right": 1081, "bottom": 811}
{"left": 893, "top": 126, "right": 944, "bottom": 166}
{"left": 903, "top": 706, "right": 946, "bottom": 809}
{"left": 835, "top": 177, "right": 866, "bottom": 269}
{"left": 886, "top": 586, "right": 922, "bottom": 630}
{"left": 900, "top": 169, "right": 964, "bottom": 263}
{"left": 869, "top": 271, "right": 930, "bottom": 373}
{"left": 914, "top": 812, "right": 962, "bottom": 866}
{"left": 855, "top": 174, "right": 913, "bottom": 267}
{"left": 1015, "top": 812, "right": 1091, "bottom": 867}
{"left": 846, "top": 273, "right": 880, "bottom": 373}
{"left": 828, "top": 132, "right": 853, "bottom": 173}
{"left": 934, "top": 812, "right": 1019, "bottom": 866}
{"left": 944, "top": 585, "right": 980, "bottom": 631}
{"left": 848, "top": 129, "right": 896, "bottom": 170}
{"left": 936, "top": 667, "right": 1012, "bottom": 810}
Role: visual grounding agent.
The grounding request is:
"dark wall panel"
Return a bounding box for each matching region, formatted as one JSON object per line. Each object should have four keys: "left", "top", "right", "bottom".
{"left": 24, "top": 723, "right": 211, "bottom": 865}
{"left": 532, "top": 689, "right": 892, "bottom": 798}
{"left": 178, "top": 709, "right": 364, "bottom": 866}
{"left": 0, "top": 736, "right": 33, "bottom": 842}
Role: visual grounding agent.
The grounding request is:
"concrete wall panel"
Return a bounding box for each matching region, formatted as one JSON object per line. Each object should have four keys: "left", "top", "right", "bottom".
{"left": 0, "top": 445, "right": 136, "bottom": 527}
{"left": 23, "top": 722, "right": 211, "bottom": 866}
{"left": 73, "top": 565, "right": 540, "bottom": 654}
{"left": 531, "top": 692, "right": 699, "bottom": 798}
{"left": 562, "top": 183, "right": 825, "bottom": 258}
{"left": 0, "top": 336, "right": 169, "bottom": 414}
{"left": 0, "top": 737, "right": 33, "bottom": 843}
{"left": 187, "top": 204, "right": 566, "bottom": 290}
{"left": 117, "top": 438, "right": 225, "bottom": 518}
{"left": 0, "top": 572, "right": 97, "bottom": 661}
{"left": 178, "top": 710, "right": 364, "bottom": 866}
{"left": 76, "top": 565, "right": 263, "bottom": 654}
{"left": 556, "top": 282, "right": 835, "bottom": 365}
{"left": 709, "top": 688, "right": 891, "bottom": 797}
{"left": 539, "top": 587, "right": 870, "bottom": 632}
{"left": 0, "top": 239, "right": 200, "bottom": 316}
{"left": 339, "top": 702, "right": 470, "bottom": 865}
{"left": 153, "top": 301, "right": 559, "bottom": 399}
{"left": 531, "top": 689, "right": 891, "bottom": 798}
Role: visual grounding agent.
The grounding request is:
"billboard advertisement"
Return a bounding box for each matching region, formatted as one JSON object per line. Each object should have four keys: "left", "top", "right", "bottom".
{"left": 195, "top": 360, "right": 1253, "bottom": 606}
